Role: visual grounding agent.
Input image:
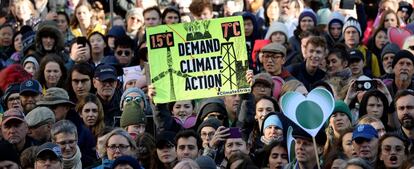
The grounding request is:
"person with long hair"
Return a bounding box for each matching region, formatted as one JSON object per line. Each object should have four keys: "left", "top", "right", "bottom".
{"left": 70, "top": 0, "right": 105, "bottom": 37}
{"left": 57, "top": 11, "right": 75, "bottom": 47}
{"left": 367, "top": 28, "right": 389, "bottom": 61}
{"left": 88, "top": 31, "right": 108, "bottom": 66}
{"left": 325, "top": 100, "right": 353, "bottom": 154}
{"left": 96, "top": 128, "right": 138, "bottom": 168}
{"left": 358, "top": 89, "right": 393, "bottom": 130}
{"left": 261, "top": 140, "right": 289, "bottom": 169}
{"left": 36, "top": 54, "right": 67, "bottom": 91}
{"left": 76, "top": 93, "right": 105, "bottom": 139}
{"left": 10, "top": 0, "right": 39, "bottom": 29}
{"left": 135, "top": 133, "right": 156, "bottom": 169}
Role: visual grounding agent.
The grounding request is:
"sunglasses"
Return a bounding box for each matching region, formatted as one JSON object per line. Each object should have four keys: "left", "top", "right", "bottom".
{"left": 124, "top": 96, "right": 143, "bottom": 103}
{"left": 116, "top": 50, "right": 131, "bottom": 56}
{"left": 409, "top": 46, "right": 414, "bottom": 50}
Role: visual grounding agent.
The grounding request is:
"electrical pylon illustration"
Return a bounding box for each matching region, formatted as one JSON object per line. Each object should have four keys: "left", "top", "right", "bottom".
{"left": 220, "top": 42, "right": 237, "bottom": 90}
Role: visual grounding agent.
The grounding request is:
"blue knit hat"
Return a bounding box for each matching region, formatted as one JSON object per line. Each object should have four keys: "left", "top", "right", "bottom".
{"left": 299, "top": 9, "right": 317, "bottom": 25}
{"left": 261, "top": 114, "right": 283, "bottom": 134}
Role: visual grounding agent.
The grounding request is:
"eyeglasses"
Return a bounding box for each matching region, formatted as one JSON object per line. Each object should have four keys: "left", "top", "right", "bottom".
{"left": 7, "top": 96, "right": 20, "bottom": 102}
{"left": 124, "top": 96, "right": 143, "bottom": 103}
{"left": 107, "top": 144, "right": 130, "bottom": 151}
{"left": 56, "top": 139, "right": 77, "bottom": 147}
{"left": 263, "top": 53, "right": 283, "bottom": 60}
{"left": 116, "top": 50, "right": 131, "bottom": 56}
{"left": 200, "top": 132, "right": 215, "bottom": 138}
{"left": 409, "top": 46, "right": 414, "bottom": 50}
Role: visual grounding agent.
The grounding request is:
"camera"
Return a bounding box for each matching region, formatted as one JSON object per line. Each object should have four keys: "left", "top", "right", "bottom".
{"left": 355, "top": 80, "right": 376, "bottom": 91}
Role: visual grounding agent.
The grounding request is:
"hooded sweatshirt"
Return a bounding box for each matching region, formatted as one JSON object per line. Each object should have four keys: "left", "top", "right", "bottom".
{"left": 325, "top": 12, "right": 345, "bottom": 48}
{"left": 195, "top": 98, "right": 229, "bottom": 128}
{"left": 243, "top": 12, "right": 262, "bottom": 71}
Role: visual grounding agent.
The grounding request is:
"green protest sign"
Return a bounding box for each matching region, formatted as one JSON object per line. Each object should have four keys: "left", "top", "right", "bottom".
{"left": 280, "top": 88, "right": 334, "bottom": 137}
{"left": 146, "top": 16, "right": 251, "bottom": 103}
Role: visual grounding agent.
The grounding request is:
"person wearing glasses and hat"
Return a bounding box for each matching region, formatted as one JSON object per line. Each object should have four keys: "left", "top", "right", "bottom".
{"left": 2, "top": 83, "right": 22, "bottom": 112}
{"left": 93, "top": 64, "right": 122, "bottom": 127}
{"left": 120, "top": 100, "right": 147, "bottom": 140}
{"left": 25, "top": 106, "right": 56, "bottom": 143}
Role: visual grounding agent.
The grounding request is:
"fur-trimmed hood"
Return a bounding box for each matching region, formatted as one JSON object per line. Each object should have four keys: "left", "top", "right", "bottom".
{"left": 35, "top": 22, "right": 65, "bottom": 54}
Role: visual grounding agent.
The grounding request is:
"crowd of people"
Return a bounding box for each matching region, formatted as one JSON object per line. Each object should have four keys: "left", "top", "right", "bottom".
{"left": 1, "top": 0, "right": 414, "bottom": 168}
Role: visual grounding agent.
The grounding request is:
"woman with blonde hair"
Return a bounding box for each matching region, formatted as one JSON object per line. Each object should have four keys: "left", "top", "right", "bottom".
{"left": 95, "top": 128, "right": 138, "bottom": 169}
{"left": 11, "top": 0, "right": 39, "bottom": 29}
{"left": 70, "top": 0, "right": 106, "bottom": 37}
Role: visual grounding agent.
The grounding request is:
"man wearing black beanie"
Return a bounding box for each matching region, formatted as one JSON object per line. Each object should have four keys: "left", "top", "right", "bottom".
{"left": 386, "top": 50, "right": 414, "bottom": 97}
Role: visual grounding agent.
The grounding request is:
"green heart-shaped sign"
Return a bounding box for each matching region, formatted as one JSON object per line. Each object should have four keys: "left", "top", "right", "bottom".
{"left": 279, "top": 88, "right": 334, "bottom": 137}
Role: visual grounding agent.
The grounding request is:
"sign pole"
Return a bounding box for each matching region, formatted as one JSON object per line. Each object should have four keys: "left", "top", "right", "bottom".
{"left": 312, "top": 137, "right": 321, "bottom": 169}
{"left": 109, "top": 0, "right": 114, "bottom": 26}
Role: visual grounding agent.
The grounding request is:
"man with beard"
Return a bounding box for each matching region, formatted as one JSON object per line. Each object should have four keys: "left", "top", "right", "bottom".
{"left": 395, "top": 89, "right": 414, "bottom": 153}
{"left": 278, "top": 0, "right": 297, "bottom": 38}
{"left": 19, "top": 79, "right": 42, "bottom": 114}
{"left": 380, "top": 43, "right": 400, "bottom": 80}
{"left": 385, "top": 50, "right": 414, "bottom": 98}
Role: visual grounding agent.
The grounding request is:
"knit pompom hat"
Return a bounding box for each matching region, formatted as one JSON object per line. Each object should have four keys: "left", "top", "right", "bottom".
{"left": 343, "top": 16, "right": 362, "bottom": 37}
